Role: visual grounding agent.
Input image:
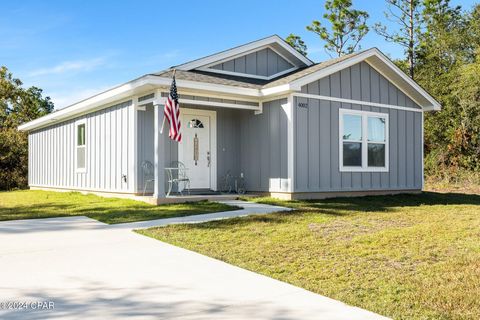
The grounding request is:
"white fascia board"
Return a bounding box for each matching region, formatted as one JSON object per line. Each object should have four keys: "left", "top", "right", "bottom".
{"left": 146, "top": 76, "right": 261, "bottom": 97}
{"left": 369, "top": 49, "right": 441, "bottom": 111}
{"left": 289, "top": 50, "right": 378, "bottom": 91}
{"left": 277, "top": 48, "right": 441, "bottom": 112}
{"left": 18, "top": 75, "right": 262, "bottom": 131}
{"left": 260, "top": 84, "right": 292, "bottom": 97}
{"left": 179, "top": 98, "right": 260, "bottom": 111}
{"left": 18, "top": 77, "right": 149, "bottom": 131}
{"left": 176, "top": 35, "right": 313, "bottom": 71}
{"left": 259, "top": 51, "right": 381, "bottom": 98}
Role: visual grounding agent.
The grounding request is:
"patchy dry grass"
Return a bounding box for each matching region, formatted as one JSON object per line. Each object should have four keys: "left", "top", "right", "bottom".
{"left": 139, "top": 192, "right": 480, "bottom": 319}
{"left": 425, "top": 176, "right": 480, "bottom": 194}
{"left": 0, "top": 190, "right": 237, "bottom": 224}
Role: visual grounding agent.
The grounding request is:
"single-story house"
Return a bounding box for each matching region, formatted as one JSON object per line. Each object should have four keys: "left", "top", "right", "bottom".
{"left": 18, "top": 35, "right": 441, "bottom": 202}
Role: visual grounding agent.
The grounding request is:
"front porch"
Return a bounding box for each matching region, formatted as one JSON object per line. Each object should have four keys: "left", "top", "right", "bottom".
{"left": 134, "top": 91, "right": 270, "bottom": 203}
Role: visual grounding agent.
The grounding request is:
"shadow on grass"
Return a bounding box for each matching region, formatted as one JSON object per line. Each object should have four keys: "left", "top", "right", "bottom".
{"left": 174, "top": 192, "right": 480, "bottom": 231}
{"left": 0, "top": 198, "right": 238, "bottom": 225}
{"left": 255, "top": 192, "right": 480, "bottom": 214}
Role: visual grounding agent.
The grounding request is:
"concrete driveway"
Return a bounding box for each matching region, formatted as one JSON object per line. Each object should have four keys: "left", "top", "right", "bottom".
{"left": 0, "top": 205, "right": 388, "bottom": 320}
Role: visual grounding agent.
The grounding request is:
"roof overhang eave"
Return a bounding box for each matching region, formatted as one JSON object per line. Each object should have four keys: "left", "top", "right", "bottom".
{"left": 18, "top": 75, "right": 264, "bottom": 131}
{"left": 278, "top": 48, "right": 442, "bottom": 112}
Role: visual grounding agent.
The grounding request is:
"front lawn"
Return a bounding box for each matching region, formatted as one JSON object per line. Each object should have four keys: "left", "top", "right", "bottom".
{"left": 0, "top": 190, "right": 237, "bottom": 224}
{"left": 139, "top": 192, "right": 480, "bottom": 320}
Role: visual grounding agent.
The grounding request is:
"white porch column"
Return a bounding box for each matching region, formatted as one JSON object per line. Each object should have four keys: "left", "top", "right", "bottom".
{"left": 282, "top": 94, "right": 295, "bottom": 192}
{"left": 129, "top": 97, "right": 138, "bottom": 193}
{"left": 153, "top": 100, "right": 165, "bottom": 199}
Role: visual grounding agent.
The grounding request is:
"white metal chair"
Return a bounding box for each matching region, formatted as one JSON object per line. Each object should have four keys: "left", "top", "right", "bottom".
{"left": 167, "top": 161, "right": 190, "bottom": 196}
{"left": 141, "top": 160, "right": 155, "bottom": 196}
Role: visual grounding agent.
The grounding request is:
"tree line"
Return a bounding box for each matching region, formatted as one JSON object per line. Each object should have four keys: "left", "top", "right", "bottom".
{"left": 287, "top": 0, "right": 480, "bottom": 183}
{"left": 0, "top": 67, "right": 53, "bottom": 190}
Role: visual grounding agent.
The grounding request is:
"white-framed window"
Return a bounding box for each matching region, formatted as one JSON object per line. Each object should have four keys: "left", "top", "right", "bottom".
{"left": 339, "top": 109, "right": 389, "bottom": 172}
{"left": 75, "top": 119, "right": 86, "bottom": 173}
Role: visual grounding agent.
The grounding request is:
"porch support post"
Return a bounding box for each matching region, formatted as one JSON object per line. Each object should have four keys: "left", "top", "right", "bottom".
{"left": 282, "top": 94, "right": 295, "bottom": 192}
{"left": 153, "top": 99, "right": 165, "bottom": 199}
{"left": 129, "top": 97, "right": 138, "bottom": 193}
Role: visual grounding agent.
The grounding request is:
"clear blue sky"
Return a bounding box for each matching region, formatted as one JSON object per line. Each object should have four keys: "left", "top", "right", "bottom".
{"left": 1, "top": 0, "right": 476, "bottom": 109}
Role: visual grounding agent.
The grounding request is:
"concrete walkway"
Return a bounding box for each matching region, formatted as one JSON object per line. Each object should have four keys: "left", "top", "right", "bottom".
{"left": 110, "top": 200, "right": 293, "bottom": 230}
{"left": 0, "top": 201, "right": 389, "bottom": 320}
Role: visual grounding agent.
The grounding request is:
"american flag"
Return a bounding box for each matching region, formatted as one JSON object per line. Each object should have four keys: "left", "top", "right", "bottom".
{"left": 164, "top": 74, "right": 182, "bottom": 142}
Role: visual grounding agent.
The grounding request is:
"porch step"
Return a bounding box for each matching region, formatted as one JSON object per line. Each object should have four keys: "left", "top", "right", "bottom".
{"left": 176, "top": 189, "right": 222, "bottom": 196}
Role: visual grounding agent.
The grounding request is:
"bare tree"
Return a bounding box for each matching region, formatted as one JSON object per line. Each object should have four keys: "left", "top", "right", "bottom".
{"left": 374, "top": 0, "right": 422, "bottom": 78}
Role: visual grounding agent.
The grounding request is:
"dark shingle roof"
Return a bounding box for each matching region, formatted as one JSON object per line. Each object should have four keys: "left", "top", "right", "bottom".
{"left": 262, "top": 51, "right": 364, "bottom": 88}
{"left": 153, "top": 50, "right": 367, "bottom": 90}
{"left": 153, "top": 70, "right": 265, "bottom": 89}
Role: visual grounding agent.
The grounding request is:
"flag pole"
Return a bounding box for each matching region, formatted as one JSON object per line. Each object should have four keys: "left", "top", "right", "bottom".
{"left": 159, "top": 69, "right": 176, "bottom": 134}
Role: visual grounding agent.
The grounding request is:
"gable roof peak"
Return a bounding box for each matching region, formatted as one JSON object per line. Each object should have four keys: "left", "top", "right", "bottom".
{"left": 175, "top": 35, "right": 313, "bottom": 72}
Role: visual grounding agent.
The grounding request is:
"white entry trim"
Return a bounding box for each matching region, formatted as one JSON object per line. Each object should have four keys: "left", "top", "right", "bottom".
{"left": 178, "top": 108, "right": 217, "bottom": 191}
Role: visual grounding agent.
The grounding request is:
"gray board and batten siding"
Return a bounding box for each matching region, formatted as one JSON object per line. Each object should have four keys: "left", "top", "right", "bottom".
{"left": 28, "top": 100, "right": 133, "bottom": 192}
{"left": 294, "top": 61, "right": 423, "bottom": 193}
{"left": 27, "top": 60, "right": 424, "bottom": 196}
{"left": 208, "top": 47, "right": 294, "bottom": 77}
{"left": 136, "top": 96, "right": 289, "bottom": 193}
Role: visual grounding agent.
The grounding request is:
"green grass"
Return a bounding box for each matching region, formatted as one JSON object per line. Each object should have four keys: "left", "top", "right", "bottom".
{"left": 139, "top": 192, "right": 480, "bottom": 320}
{"left": 0, "top": 190, "right": 238, "bottom": 224}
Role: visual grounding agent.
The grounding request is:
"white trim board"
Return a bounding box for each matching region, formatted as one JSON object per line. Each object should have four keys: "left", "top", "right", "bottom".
{"left": 139, "top": 93, "right": 260, "bottom": 111}
{"left": 138, "top": 90, "right": 261, "bottom": 104}
{"left": 365, "top": 51, "right": 441, "bottom": 111}
{"left": 29, "top": 185, "right": 137, "bottom": 194}
{"left": 421, "top": 111, "right": 425, "bottom": 189}
{"left": 286, "top": 48, "right": 440, "bottom": 111}
{"left": 196, "top": 44, "right": 299, "bottom": 80}
{"left": 173, "top": 90, "right": 261, "bottom": 104}
{"left": 197, "top": 66, "right": 298, "bottom": 81}
{"left": 18, "top": 75, "right": 261, "bottom": 131}
{"left": 262, "top": 48, "right": 441, "bottom": 111}
{"left": 282, "top": 95, "right": 294, "bottom": 192}
{"left": 129, "top": 97, "right": 138, "bottom": 192}
{"left": 180, "top": 98, "right": 260, "bottom": 111}
{"left": 200, "top": 44, "right": 298, "bottom": 71}
{"left": 293, "top": 93, "right": 423, "bottom": 113}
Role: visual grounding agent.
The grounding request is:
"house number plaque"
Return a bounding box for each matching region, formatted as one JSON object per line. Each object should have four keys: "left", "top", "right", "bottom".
{"left": 297, "top": 102, "right": 308, "bottom": 108}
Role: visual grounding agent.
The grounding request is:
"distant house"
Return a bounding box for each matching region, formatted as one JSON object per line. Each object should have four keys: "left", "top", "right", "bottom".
{"left": 18, "top": 35, "right": 441, "bottom": 202}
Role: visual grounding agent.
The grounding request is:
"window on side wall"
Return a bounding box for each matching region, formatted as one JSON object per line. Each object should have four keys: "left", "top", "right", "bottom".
{"left": 76, "top": 120, "right": 86, "bottom": 173}
{"left": 339, "top": 109, "right": 388, "bottom": 172}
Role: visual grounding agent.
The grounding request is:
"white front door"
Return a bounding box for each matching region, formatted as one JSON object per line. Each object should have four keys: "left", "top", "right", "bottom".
{"left": 179, "top": 109, "right": 216, "bottom": 190}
